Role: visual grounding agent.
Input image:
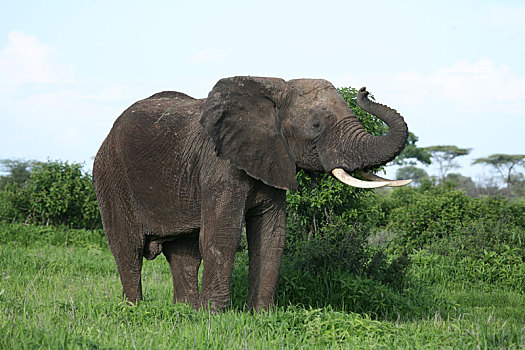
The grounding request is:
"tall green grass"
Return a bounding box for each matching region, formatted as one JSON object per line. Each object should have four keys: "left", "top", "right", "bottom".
{"left": 1, "top": 223, "right": 524, "bottom": 349}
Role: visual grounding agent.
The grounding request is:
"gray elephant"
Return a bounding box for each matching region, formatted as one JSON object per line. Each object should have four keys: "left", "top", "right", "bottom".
{"left": 93, "top": 76, "right": 411, "bottom": 312}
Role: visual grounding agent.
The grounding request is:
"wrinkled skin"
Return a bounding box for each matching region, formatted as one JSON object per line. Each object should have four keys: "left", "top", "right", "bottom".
{"left": 93, "top": 76, "right": 408, "bottom": 312}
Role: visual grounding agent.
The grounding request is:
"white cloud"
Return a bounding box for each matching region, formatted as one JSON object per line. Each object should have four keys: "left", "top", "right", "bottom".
{"left": 0, "top": 31, "right": 139, "bottom": 164}
{"left": 0, "top": 30, "right": 75, "bottom": 87}
{"left": 188, "top": 49, "right": 224, "bottom": 63}
{"left": 394, "top": 58, "right": 525, "bottom": 115}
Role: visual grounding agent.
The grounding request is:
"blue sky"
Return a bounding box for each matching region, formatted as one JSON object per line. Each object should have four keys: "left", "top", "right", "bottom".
{"left": 1, "top": 0, "right": 524, "bottom": 182}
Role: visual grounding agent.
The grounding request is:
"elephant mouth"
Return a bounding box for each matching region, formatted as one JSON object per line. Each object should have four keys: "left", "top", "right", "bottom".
{"left": 331, "top": 168, "right": 412, "bottom": 188}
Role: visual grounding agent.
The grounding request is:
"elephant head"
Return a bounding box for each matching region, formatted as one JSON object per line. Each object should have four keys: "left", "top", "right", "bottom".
{"left": 200, "top": 76, "right": 411, "bottom": 190}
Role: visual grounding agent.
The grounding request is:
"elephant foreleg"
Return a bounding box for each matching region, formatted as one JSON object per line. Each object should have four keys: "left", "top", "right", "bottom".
{"left": 245, "top": 194, "right": 287, "bottom": 311}
{"left": 198, "top": 191, "right": 245, "bottom": 312}
{"left": 162, "top": 235, "right": 201, "bottom": 307}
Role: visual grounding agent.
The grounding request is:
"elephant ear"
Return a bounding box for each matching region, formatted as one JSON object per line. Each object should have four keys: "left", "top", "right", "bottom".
{"left": 200, "top": 76, "right": 298, "bottom": 190}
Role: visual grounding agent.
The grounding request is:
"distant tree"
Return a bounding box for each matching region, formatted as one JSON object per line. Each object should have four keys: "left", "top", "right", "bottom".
{"left": 445, "top": 173, "right": 478, "bottom": 197}
{"left": 424, "top": 145, "right": 472, "bottom": 185}
{"left": 510, "top": 173, "right": 525, "bottom": 199}
{"left": 396, "top": 166, "right": 428, "bottom": 186}
{"left": 0, "top": 159, "right": 35, "bottom": 188}
{"left": 475, "top": 174, "right": 502, "bottom": 197}
{"left": 472, "top": 154, "right": 525, "bottom": 193}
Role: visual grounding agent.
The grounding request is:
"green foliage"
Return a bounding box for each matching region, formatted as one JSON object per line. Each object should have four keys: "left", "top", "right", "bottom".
{"left": 286, "top": 171, "right": 382, "bottom": 245}
{"left": 0, "top": 184, "right": 27, "bottom": 223}
{"left": 273, "top": 233, "right": 427, "bottom": 319}
{"left": 386, "top": 182, "right": 525, "bottom": 259}
{"left": 287, "top": 231, "right": 410, "bottom": 290}
{"left": 387, "top": 183, "right": 473, "bottom": 251}
{"left": 473, "top": 153, "right": 525, "bottom": 170}
{"left": 0, "top": 160, "right": 101, "bottom": 229}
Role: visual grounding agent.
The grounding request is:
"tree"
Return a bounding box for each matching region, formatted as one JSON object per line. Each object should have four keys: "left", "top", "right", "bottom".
{"left": 472, "top": 154, "right": 525, "bottom": 194}
{"left": 424, "top": 145, "right": 471, "bottom": 185}
{"left": 445, "top": 173, "right": 478, "bottom": 197}
{"left": 0, "top": 159, "right": 35, "bottom": 188}
{"left": 395, "top": 166, "right": 428, "bottom": 186}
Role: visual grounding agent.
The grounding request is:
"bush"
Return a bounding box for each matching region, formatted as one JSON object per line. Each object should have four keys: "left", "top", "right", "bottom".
{"left": 230, "top": 242, "right": 444, "bottom": 320}
{"left": 387, "top": 183, "right": 472, "bottom": 251}
{"left": 386, "top": 181, "right": 525, "bottom": 254}
{"left": 429, "top": 219, "right": 525, "bottom": 260}
{"left": 0, "top": 183, "right": 29, "bottom": 223}
{"left": 286, "top": 171, "right": 383, "bottom": 248}
{"left": 278, "top": 223, "right": 425, "bottom": 319}
{"left": 284, "top": 226, "right": 411, "bottom": 291}
{"left": 0, "top": 161, "right": 101, "bottom": 229}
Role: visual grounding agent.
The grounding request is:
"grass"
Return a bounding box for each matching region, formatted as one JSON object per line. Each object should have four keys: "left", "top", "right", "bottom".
{"left": 1, "top": 223, "right": 524, "bottom": 349}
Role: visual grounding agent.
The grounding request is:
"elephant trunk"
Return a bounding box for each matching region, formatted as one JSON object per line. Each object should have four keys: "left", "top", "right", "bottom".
{"left": 354, "top": 87, "right": 408, "bottom": 169}
{"left": 318, "top": 88, "right": 408, "bottom": 178}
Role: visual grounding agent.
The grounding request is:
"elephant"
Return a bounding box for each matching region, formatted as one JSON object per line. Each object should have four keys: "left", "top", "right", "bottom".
{"left": 93, "top": 76, "right": 411, "bottom": 312}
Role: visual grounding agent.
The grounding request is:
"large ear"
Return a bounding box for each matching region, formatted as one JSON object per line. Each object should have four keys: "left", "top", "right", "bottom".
{"left": 200, "top": 76, "right": 298, "bottom": 190}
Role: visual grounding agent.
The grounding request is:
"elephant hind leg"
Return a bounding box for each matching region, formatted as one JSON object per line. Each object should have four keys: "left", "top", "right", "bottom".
{"left": 162, "top": 234, "right": 201, "bottom": 307}
{"left": 102, "top": 210, "right": 145, "bottom": 303}
{"left": 109, "top": 234, "right": 144, "bottom": 304}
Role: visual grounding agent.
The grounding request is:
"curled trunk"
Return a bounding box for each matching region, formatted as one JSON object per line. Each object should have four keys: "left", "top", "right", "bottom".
{"left": 355, "top": 88, "right": 408, "bottom": 169}
{"left": 318, "top": 87, "right": 408, "bottom": 174}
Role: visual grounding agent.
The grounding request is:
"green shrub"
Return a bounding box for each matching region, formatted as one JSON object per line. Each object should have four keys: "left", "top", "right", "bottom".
{"left": 386, "top": 182, "right": 525, "bottom": 254}
{"left": 0, "top": 161, "right": 101, "bottom": 229}
{"left": 286, "top": 171, "right": 383, "bottom": 247}
{"left": 276, "top": 253, "right": 446, "bottom": 320}
{"left": 286, "top": 228, "right": 410, "bottom": 290}
{"left": 387, "top": 183, "right": 469, "bottom": 251}
{"left": 230, "top": 246, "right": 445, "bottom": 320}
{"left": 429, "top": 219, "right": 525, "bottom": 260}
{"left": 0, "top": 183, "right": 29, "bottom": 223}
{"left": 383, "top": 182, "right": 525, "bottom": 291}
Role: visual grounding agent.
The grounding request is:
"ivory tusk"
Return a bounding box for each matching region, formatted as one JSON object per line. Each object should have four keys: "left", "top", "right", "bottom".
{"left": 332, "top": 168, "right": 390, "bottom": 188}
{"left": 356, "top": 170, "right": 413, "bottom": 187}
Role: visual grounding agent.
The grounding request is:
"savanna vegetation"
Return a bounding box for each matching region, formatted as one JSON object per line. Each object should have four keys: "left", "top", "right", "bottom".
{"left": 1, "top": 88, "right": 524, "bottom": 348}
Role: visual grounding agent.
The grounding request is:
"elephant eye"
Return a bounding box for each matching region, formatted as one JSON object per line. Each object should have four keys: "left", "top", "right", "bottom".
{"left": 313, "top": 121, "right": 321, "bottom": 128}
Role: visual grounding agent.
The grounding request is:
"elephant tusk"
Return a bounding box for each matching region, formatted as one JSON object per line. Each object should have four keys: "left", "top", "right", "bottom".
{"left": 356, "top": 170, "right": 413, "bottom": 187}
{"left": 332, "top": 168, "right": 390, "bottom": 188}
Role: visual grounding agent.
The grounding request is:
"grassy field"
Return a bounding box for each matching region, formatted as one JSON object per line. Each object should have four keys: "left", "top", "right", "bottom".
{"left": 1, "top": 223, "right": 524, "bottom": 349}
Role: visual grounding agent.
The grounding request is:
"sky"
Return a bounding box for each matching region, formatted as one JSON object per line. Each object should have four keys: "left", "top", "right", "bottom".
{"left": 1, "top": 0, "right": 524, "bottom": 182}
